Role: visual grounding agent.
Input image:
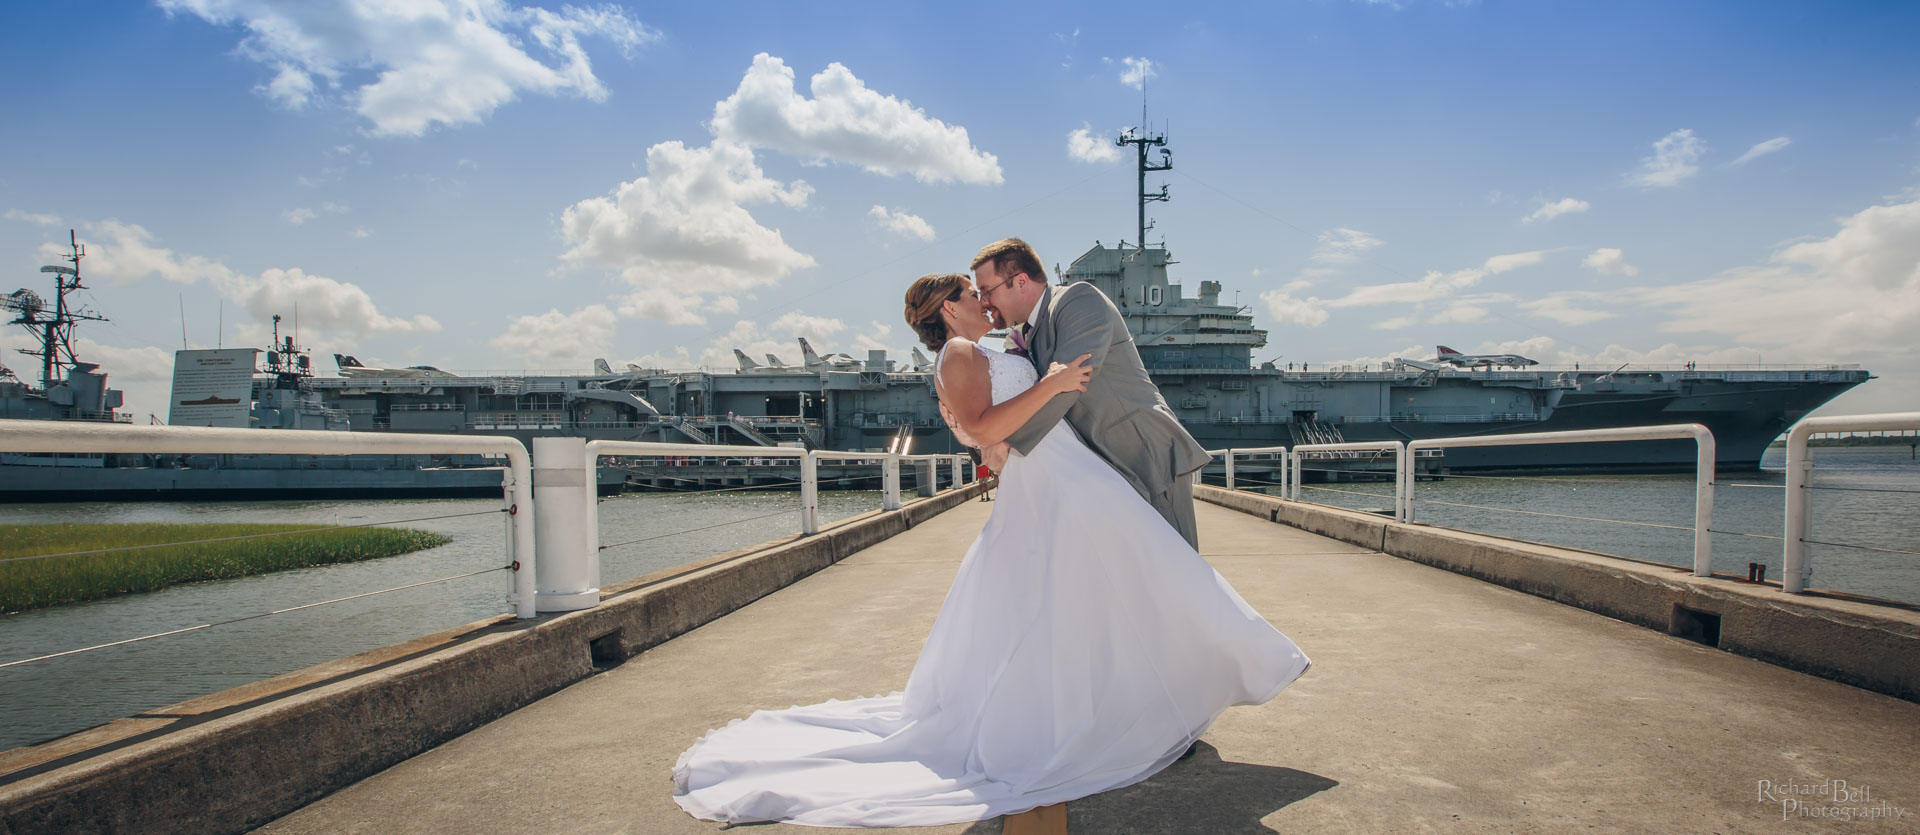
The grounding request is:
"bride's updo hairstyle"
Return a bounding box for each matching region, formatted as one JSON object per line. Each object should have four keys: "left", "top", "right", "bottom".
{"left": 904, "top": 273, "right": 970, "bottom": 351}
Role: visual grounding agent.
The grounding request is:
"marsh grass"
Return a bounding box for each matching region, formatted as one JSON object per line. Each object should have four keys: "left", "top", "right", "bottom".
{"left": 0, "top": 522, "right": 453, "bottom": 613}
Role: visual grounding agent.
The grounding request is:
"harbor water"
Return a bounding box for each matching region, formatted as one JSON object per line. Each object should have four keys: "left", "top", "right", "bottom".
{"left": 3, "top": 446, "right": 1915, "bottom": 751}
{"left": 0, "top": 490, "right": 886, "bottom": 751}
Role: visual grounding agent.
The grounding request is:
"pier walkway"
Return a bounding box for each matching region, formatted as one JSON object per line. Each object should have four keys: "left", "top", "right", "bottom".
{"left": 262, "top": 501, "right": 1920, "bottom": 833}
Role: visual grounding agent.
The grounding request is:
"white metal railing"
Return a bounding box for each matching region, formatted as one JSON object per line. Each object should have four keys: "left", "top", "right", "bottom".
{"left": 1407, "top": 425, "right": 1716, "bottom": 577}
{"left": 1783, "top": 412, "right": 1920, "bottom": 593}
{"left": 538, "top": 440, "right": 969, "bottom": 613}
{"left": 1208, "top": 446, "right": 1289, "bottom": 491}
{"left": 1290, "top": 442, "right": 1408, "bottom": 519}
{"left": 0, "top": 418, "right": 538, "bottom": 618}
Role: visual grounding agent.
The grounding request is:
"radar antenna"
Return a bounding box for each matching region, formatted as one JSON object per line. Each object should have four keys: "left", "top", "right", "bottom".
{"left": 1, "top": 229, "right": 109, "bottom": 389}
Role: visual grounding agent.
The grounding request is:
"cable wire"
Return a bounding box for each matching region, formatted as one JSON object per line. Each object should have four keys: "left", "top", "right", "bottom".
{"left": 598, "top": 509, "right": 798, "bottom": 552}
{"left": 1802, "top": 539, "right": 1920, "bottom": 558}
{"left": 1411, "top": 497, "right": 1696, "bottom": 532}
{"left": 1803, "top": 484, "right": 1920, "bottom": 496}
{"left": 614, "top": 473, "right": 884, "bottom": 497}
{"left": 0, "top": 566, "right": 507, "bottom": 669}
{"left": 0, "top": 508, "right": 509, "bottom": 566}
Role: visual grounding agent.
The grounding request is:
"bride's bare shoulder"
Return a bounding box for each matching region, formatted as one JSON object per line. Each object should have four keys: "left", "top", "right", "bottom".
{"left": 937, "top": 337, "right": 986, "bottom": 383}
{"left": 940, "top": 336, "right": 980, "bottom": 361}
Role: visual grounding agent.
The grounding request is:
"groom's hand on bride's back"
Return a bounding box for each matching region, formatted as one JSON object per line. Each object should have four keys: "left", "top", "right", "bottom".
{"left": 1043, "top": 354, "right": 1094, "bottom": 394}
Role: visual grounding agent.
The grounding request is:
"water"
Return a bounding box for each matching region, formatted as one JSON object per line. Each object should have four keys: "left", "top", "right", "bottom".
{"left": 1281, "top": 446, "right": 1920, "bottom": 605}
{"left": 0, "top": 490, "right": 885, "bottom": 751}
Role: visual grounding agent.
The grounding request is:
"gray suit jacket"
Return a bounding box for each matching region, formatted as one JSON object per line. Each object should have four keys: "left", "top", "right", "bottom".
{"left": 1005, "top": 282, "right": 1213, "bottom": 504}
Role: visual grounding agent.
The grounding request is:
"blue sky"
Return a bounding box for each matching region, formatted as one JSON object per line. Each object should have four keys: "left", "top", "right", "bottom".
{"left": 2, "top": 0, "right": 1917, "bottom": 419}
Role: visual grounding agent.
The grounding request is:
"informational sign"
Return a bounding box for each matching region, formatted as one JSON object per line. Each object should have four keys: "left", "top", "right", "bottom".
{"left": 169, "top": 349, "right": 257, "bottom": 427}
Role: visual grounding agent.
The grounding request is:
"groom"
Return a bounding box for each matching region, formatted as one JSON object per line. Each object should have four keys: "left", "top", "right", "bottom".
{"left": 972, "top": 237, "right": 1213, "bottom": 549}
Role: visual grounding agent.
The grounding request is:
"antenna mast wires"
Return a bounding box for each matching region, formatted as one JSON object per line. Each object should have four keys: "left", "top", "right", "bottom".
{"left": 1116, "top": 78, "right": 1172, "bottom": 250}
{"left": 2, "top": 230, "right": 109, "bottom": 388}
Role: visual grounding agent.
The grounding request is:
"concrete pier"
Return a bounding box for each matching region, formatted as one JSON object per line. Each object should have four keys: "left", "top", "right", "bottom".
{"left": 259, "top": 500, "right": 1920, "bottom": 834}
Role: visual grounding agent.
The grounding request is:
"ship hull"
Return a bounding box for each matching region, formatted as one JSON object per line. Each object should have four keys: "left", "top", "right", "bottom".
{"left": 1179, "top": 375, "right": 1865, "bottom": 474}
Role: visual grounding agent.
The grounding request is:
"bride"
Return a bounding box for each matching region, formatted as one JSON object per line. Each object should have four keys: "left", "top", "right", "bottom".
{"left": 672, "top": 273, "right": 1310, "bottom": 828}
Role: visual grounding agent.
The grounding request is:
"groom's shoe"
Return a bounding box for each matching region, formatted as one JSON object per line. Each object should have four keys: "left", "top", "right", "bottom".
{"left": 1178, "top": 742, "right": 1199, "bottom": 761}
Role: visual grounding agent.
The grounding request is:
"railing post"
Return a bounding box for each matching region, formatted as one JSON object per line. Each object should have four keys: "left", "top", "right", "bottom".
{"left": 883, "top": 452, "right": 902, "bottom": 510}
{"left": 1288, "top": 450, "right": 1301, "bottom": 501}
{"left": 1692, "top": 426, "right": 1716, "bottom": 578}
{"left": 532, "top": 437, "right": 598, "bottom": 612}
{"left": 502, "top": 459, "right": 536, "bottom": 620}
{"left": 951, "top": 454, "right": 964, "bottom": 489}
{"left": 915, "top": 457, "right": 937, "bottom": 497}
{"left": 1224, "top": 450, "right": 1236, "bottom": 491}
{"left": 801, "top": 452, "right": 820, "bottom": 535}
{"left": 1399, "top": 444, "right": 1414, "bottom": 522}
{"left": 1783, "top": 428, "right": 1813, "bottom": 593}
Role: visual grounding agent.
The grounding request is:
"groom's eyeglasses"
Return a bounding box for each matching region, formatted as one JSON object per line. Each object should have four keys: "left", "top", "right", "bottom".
{"left": 977, "top": 272, "right": 1023, "bottom": 300}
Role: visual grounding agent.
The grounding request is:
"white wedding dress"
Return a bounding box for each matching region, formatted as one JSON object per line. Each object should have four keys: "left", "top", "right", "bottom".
{"left": 672, "top": 342, "right": 1310, "bottom": 827}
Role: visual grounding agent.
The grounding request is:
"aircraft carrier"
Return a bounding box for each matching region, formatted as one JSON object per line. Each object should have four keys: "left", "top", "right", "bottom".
{"left": 3, "top": 129, "right": 1871, "bottom": 493}
{"left": 293, "top": 125, "right": 1867, "bottom": 477}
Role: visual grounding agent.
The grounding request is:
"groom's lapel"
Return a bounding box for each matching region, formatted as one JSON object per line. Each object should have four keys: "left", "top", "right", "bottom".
{"left": 1027, "top": 286, "right": 1058, "bottom": 371}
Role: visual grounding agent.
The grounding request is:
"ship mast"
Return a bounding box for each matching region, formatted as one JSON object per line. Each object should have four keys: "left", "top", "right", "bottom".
{"left": 1116, "top": 123, "right": 1171, "bottom": 249}
{"left": 1, "top": 230, "right": 109, "bottom": 389}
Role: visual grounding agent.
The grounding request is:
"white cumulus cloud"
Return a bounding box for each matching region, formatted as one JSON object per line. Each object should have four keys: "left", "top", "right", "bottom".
{"left": 1118, "top": 57, "right": 1156, "bottom": 90}
{"left": 158, "top": 0, "right": 655, "bottom": 137}
{"left": 1260, "top": 287, "right": 1330, "bottom": 327}
{"left": 1730, "top": 136, "right": 1791, "bottom": 167}
{"left": 1629, "top": 128, "right": 1706, "bottom": 188}
{"left": 33, "top": 219, "right": 437, "bottom": 347}
{"left": 1312, "top": 228, "right": 1383, "bottom": 264}
{"left": 1523, "top": 197, "right": 1589, "bottom": 224}
{"left": 710, "top": 53, "right": 1001, "bottom": 184}
{"left": 868, "top": 205, "right": 935, "bottom": 242}
{"left": 560, "top": 140, "right": 816, "bottom": 326}
{"left": 218, "top": 267, "right": 442, "bottom": 340}
{"left": 491, "top": 304, "right": 616, "bottom": 367}
{"left": 1519, "top": 292, "right": 1618, "bottom": 325}
{"left": 1066, "top": 124, "right": 1120, "bottom": 163}
{"left": 4, "top": 209, "right": 62, "bottom": 226}
{"left": 1483, "top": 250, "right": 1547, "bottom": 274}
{"left": 1583, "top": 248, "right": 1640, "bottom": 277}
{"left": 1633, "top": 197, "right": 1920, "bottom": 366}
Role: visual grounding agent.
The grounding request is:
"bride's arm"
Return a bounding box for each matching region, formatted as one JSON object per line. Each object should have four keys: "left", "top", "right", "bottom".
{"left": 937, "top": 338, "right": 1092, "bottom": 448}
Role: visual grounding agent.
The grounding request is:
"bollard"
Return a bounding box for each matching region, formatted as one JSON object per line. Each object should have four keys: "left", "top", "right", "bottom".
{"left": 532, "top": 437, "right": 599, "bottom": 612}
{"left": 1225, "top": 451, "right": 1236, "bottom": 491}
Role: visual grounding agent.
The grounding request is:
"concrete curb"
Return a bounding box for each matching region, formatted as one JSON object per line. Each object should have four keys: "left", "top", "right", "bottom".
{"left": 1194, "top": 485, "right": 1920, "bottom": 704}
{"left": 0, "top": 483, "right": 989, "bottom": 835}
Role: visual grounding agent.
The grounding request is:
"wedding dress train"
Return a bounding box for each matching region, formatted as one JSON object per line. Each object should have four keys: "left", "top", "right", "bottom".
{"left": 672, "top": 341, "right": 1310, "bottom": 827}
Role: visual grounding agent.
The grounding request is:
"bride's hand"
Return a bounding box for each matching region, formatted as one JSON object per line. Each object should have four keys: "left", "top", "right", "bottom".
{"left": 1043, "top": 354, "right": 1093, "bottom": 394}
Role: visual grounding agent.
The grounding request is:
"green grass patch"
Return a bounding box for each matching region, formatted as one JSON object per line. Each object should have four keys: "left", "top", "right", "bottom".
{"left": 0, "top": 522, "right": 453, "bottom": 613}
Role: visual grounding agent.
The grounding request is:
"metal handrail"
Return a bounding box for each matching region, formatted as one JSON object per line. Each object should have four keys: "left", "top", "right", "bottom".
{"left": 0, "top": 418, "right": 537, "bottom": 618}
{"left": 1289, "top": 441, "right": 1408, "bottom": 519}
{"left": 1208, "top": 446, "right": 1289, "bottom": 491}
{"left": 1408, "top": 424, "right": 1716, "bottom": 577}
{"left": 532, "top": 442, "right": 972, "bottom": 613}
{"left": 1783, "top": 412, "right": 1920, "bottom": 593}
